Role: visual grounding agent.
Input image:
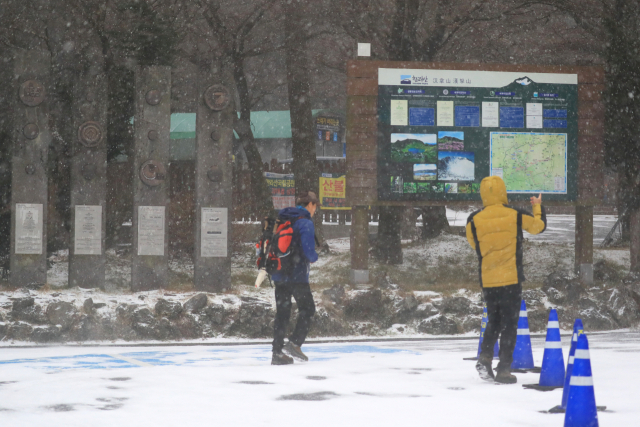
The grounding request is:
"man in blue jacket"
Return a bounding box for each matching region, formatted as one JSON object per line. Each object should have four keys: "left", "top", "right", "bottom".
{"left": 271, "top": 191, "right": 319, "bottom": 365}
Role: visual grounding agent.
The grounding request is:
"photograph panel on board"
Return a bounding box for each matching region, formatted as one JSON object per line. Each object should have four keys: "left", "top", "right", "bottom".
{"left": 413, "top": 164, "right": 437, "bottom": 181}
{"left": 437, "top": 131, "right": 464, "bottom": 151}
{"left": 438, "top": 151, "right": 475, "bottom": 181}
{"left": 390, "top": 133, "right": 437, "bottom": 163}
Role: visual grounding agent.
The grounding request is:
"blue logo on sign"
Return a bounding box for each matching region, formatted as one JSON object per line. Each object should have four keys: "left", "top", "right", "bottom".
{"left": 400, "top": 75, "right": 412, "bottom": 84}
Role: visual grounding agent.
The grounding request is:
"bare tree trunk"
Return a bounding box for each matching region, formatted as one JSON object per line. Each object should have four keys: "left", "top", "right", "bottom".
{"left": 283, "top": 1, "right": 323, "bottom": 243}
{"left": 421, "top": 206, "right": 449, "bottom": 239}
{"left": 232, "top": 55, "right": 275, "bottom": 219}
{"left": 375, "top": 206, "right": 403, "bottom": 264}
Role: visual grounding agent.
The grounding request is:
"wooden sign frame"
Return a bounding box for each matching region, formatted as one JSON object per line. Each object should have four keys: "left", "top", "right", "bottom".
{"left": 345, "top": 60, "right": 605, "bottom": 285}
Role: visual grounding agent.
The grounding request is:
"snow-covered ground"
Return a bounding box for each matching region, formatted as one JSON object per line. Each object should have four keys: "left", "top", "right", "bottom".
{"left": 447, "top": 210, "right": 618, "bottom": 244}
{"left": 0, "top": 332, "right": 636, "bottom": 426}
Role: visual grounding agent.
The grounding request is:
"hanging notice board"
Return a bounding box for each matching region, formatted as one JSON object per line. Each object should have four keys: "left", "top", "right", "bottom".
{"left": 377, "top": 68, "right": 578, "bottom": 202}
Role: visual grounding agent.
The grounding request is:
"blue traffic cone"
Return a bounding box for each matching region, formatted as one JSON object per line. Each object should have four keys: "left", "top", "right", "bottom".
{"left": 476, "top": 303, "right": 500, "bottom": 358}
{"left": 511, "top": 300, "right": 535, "bottom": 370}
{"left": 464, "top": 303, "right": 499, "bottom": 361}
{"left": 539, "top": 309, "right": 565, "bottom": 386}
{"left": 523, "top": 309, "right": 565, "bottom": 390}
{"left": 548, "top": 319, "right": 583, "bottom": 413}
{"left": 564, "top": 334, "right": 599, "bottom": 427}
{"left": 562, "top": 319, "right": 584, "bottom": 409}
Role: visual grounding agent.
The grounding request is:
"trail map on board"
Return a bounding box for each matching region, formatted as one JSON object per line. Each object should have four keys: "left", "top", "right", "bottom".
{"left": 490, "top": 132, "right": 567, "bottom": 193}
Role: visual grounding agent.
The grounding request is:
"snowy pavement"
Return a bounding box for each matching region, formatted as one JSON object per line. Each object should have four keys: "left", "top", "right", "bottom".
{"left": 1, "top": 332, "right": 638, "bottom": 426}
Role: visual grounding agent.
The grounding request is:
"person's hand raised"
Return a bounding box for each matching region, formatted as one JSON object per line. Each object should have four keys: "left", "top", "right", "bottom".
{"left": 530, "top": 193, "right": 542, "bottom": 205}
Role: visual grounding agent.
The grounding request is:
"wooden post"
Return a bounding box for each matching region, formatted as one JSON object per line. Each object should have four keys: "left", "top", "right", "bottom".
{"left": 350, "top": 205, "right": 369, "bottom": 283}
{"left": 131, "top": 66, "right": 171, "bottom": 291}
{"left": 575, "top": 205, "right": 594, "bottom": 285}
{"left": 194, "top": 66, "right": 234, "bottom": 292}
{"left": 68, "top": 50, "right": 107, "bottom": 289}
{"left": 10, "top": 50, "right": 51, "bottom": 287}
{"left": 630, "top": 208, "right": 640, "bottom": 272}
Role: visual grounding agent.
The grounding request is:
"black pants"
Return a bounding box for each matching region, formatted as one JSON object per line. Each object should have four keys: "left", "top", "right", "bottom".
{"left": 480, "top": 283, "right": 522, "bottom": 371}
{"left": 272, "top": 281, "right": 316, "bottom": 353}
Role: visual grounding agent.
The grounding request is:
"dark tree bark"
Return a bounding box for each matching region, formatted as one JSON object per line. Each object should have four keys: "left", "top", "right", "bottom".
{"left": 283, "top": 0, "right": 323, "bottom": 242}
{"left": 375, "top": 206, "right": 403, "bottom": 264}
{"left": 232, "top": 54, "right": 275, "bottom": 219}
{"left": 198, "top": 0, "right": 276, "bottom": 219}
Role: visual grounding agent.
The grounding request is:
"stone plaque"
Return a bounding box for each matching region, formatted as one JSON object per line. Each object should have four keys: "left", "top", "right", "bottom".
{"left": 15, "top": 203, "right": 43, "bottom": 254}
{"left": 138, "top": 206, "right": 165, "bottom": 256}
{"left": 74, "top": 205, "right": 102, "bottom": 255}
{"left": 19, "top": 80, "right": 45, "bottom": 106}
{"left": 204, "top": 84, "right": 231, "bottom": 111}
{"left": 201, "top": 207, "right": 228, "bottom": 257}
{"left": 78, "top": 121, "right": 104, "bottom": 147}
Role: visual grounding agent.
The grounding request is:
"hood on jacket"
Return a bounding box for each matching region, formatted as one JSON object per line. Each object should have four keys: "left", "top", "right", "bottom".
{"left": 480, "top": 176, "right": 508, "bottom": 207}
{"left": 278, "top": 206, "right": 311, "bottom": 221}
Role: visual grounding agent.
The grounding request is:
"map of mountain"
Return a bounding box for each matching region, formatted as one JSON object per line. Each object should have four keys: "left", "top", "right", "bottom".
{"left": 491, "top": 133, "right": 566, "bottom": 193}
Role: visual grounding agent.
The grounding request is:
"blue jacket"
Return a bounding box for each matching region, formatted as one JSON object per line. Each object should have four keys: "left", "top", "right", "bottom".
{"left": 271, "top": 206, "right": 318, "bottom": 284}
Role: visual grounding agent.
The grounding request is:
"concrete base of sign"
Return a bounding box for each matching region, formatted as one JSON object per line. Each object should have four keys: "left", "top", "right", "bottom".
{"left": 578, "top": 263, "right": 594, "bottom": 286}
{"left": 350, "top": 269, "right": 370, "bottom": 285}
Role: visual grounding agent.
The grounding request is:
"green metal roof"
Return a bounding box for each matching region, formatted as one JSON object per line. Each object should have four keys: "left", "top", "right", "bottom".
{"left": 170, "top": 110, "right": 335, "bottom": 140}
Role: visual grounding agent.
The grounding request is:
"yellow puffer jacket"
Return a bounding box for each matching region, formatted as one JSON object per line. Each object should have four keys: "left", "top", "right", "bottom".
{"left": 465, "top": 176, "right": 546, "bottom": 288}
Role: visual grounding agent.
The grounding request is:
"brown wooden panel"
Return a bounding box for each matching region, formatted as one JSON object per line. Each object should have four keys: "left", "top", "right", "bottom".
{"left": 347, "top": 131, "right": 376, "bottom": 148}
{"left": 347, "top": 168, "right": 376, "bottom": 180}
{"left": 577, "top": 68, "right": 606, "bottom": 84}
{"left": 578, "top": 84, "right": 604, "bottom": 102}
{"left": 347, "top": 61, "right": 378, "bottom": 78}
{"left": 578, "top": 119, "right": 604, "bottom": 137}
{"left": 347, "top": 96, "right": 377, "bottom": 116}
{"left": 577, "top": 133, "right": 604, "bottom": 201}
{"left": 346, "top": 60, "right": 603, "bottom": 78}
{"left": 347, "top": 158, "right": 376, "bottom": 171}
{"left": 347, "top": 114, "right": 377, "bottom": 132}
{"left": 347, "top": 175, "right": 377, "bottom": 187}
{"left": 578, "top": 101, "right": 604, "bottom": 119}
{"left": 578, "top": 135, "right": 603, "bottom": 154}
{"left": 347, "top": 78, "right": 377, "bottom": 96}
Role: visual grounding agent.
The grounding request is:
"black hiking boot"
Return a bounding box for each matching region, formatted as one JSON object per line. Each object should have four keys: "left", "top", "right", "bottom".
{"left": 475, "top": 354, "right": 495, "bottom": 382}
{"left": 495, "top": 368, "right": 517, "bottom": 384}
{"left": 283, "top": 342, "right": 308, "bottom": 362}
{"left": 271, "top": 351, "right": 294, "bottom": 365}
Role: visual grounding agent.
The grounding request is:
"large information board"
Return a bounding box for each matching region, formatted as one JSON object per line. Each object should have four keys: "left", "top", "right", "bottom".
{"left": 377, "top": 69, "right": 578, "bottom": 201}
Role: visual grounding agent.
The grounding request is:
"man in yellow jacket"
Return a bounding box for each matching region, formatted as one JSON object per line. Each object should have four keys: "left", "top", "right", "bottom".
{"left": 466, "top": 176, "right": 546, "bottom": 384}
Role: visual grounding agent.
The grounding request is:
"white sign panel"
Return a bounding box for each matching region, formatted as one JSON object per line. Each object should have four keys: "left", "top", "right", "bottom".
{"left": 138, "top": 206, "right": 165, "bottom": 256}
{"left": 390, "top": 100, "right": 408, "bottom": 125}
{"left": 201, "top": 207, "right": 228, "bottom": 257}
{"left": 357, "top": 43, "right": 371, "bottom": 57}
{"left": 379, "top": 68, "right": 578, "bottom": 87}
{"left": 74, "top": 205, "right": 102, "bottom": 255}
{"left": 437, "top": 101, "right": 454, "bottom": 126}
{"left": 15, "top": 203, "right": 43, "bottom": 255}
{"left": 482, "top": 102, "right": 499, "bottom": 127}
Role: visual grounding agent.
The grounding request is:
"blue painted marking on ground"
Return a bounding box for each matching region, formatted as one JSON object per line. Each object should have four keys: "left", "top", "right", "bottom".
{"left": 0, "top": 344, "right": 414, "bottom": 371}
